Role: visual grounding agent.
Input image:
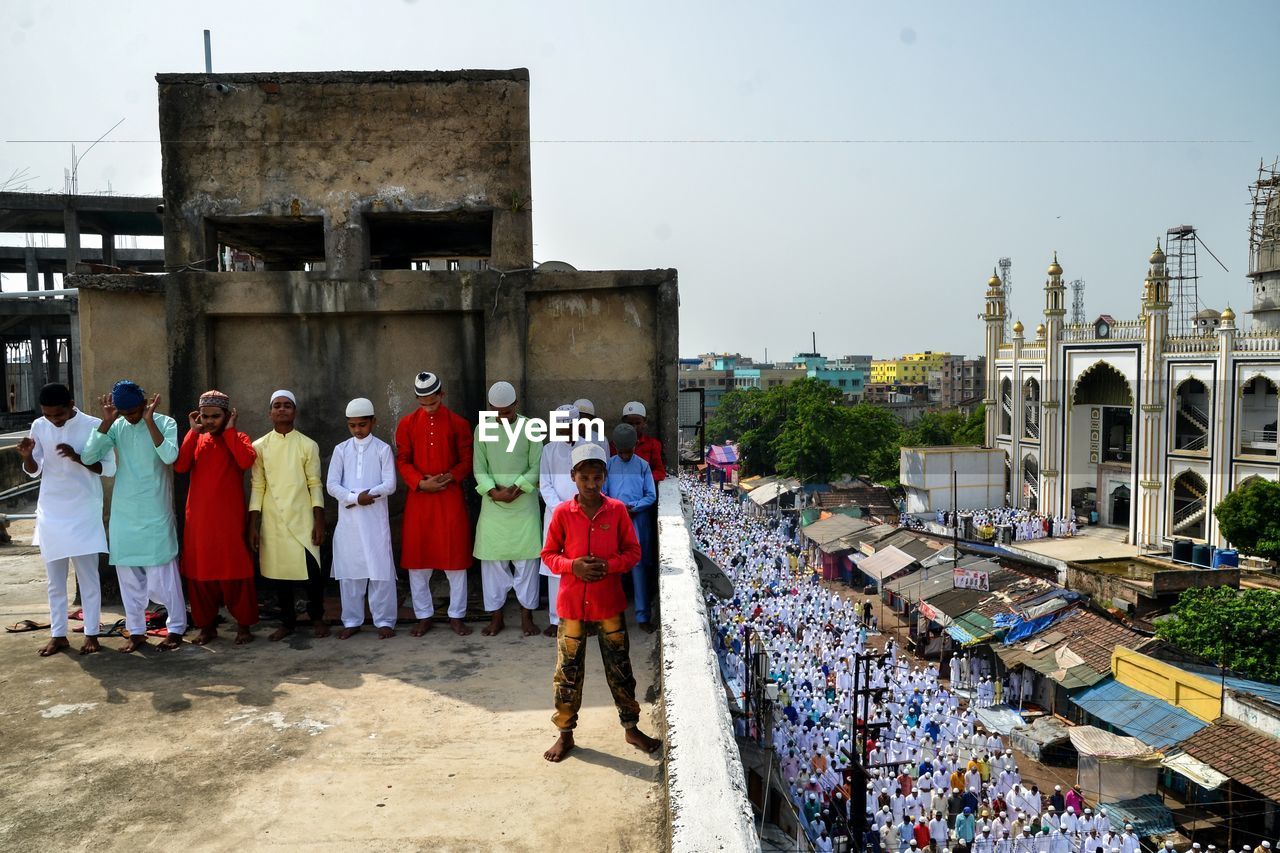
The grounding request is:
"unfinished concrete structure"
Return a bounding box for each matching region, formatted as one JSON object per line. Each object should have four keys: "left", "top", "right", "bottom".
{"left": 0, "top": 192, "right": 163, "bottom": 421}
{"left": 72, "top": 69, "right": 678, "bottom": 462}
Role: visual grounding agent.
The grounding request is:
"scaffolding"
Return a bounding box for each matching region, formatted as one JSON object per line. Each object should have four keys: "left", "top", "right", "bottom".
{"left": 1166, "top": 225, "right": 1199, "bottom": 338}
{"left": 999, "top": 257, "right": 1013, "bottom": 338}
{"left": 1070, "top": 278, "right": 1087, "bottom": 324}
{"left": 1249, "top": 157, "right": 1280, "bottom": 275}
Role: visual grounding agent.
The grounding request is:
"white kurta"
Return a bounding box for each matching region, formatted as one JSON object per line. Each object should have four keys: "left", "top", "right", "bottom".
{"left": 27, "top": 410, "right": 115, "bottom": 561}
{"left": 326, "top": 435, "right": 397, "bottom": 581}
{"left": 538, "top": 439, "right": 580, "bottom": 577}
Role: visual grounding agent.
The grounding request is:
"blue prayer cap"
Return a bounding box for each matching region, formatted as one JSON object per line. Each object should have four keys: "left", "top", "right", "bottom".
{"left": 111, "top": 380, "right": 146, "bottom": 410}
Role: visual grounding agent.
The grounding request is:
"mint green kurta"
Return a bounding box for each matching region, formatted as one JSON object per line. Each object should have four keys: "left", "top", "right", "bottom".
{"left": 82, "top": 413, "right": 179, "bottom": 567}
{"left": 472, "top": 415, "right": 542, "bottom": 561}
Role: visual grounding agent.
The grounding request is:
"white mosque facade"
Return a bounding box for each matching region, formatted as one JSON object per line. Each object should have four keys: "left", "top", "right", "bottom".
{"left": 982, "top": 183, "right": 1280, "bottom": 548}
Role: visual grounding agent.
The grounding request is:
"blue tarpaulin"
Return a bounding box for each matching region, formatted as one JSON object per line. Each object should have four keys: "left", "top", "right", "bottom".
{"left": 1002, "top": 610, "right": 1069, "bottom": 644}
{"left": 946, "top": 625, "right": 978, "bottom": 644}
{"left": 1100, "top": 794, "right": 1174, "bottom": 837}
{"left": 992, "top": 612, "right": 1020, "bottom": 629}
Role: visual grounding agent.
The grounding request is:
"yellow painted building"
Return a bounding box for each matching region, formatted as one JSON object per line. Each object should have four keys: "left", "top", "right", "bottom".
{"left": 1111, "top": 647, "right": 1221, "bottom": 723}
{"left": 871, "top": 351, "right": 952, "bottom": 385}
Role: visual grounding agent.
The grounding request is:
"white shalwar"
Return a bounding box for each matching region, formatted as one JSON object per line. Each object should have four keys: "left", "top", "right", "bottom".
{"left": 326, "top": 435, "right": 398, "bottom": 629}
{"left": 538, "top": 439, "right": 579, "bottom": 625}
{"left": 117, "top": 558, "right": 187, "bottom": 637}
{"left": 26, "top": 410, "right": 115, "bottom": 637}
{"left": 481, "top": 559, "right": 540, "bottom": 612}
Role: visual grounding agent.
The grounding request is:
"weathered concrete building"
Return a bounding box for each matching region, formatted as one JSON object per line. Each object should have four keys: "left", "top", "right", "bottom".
{"left": 72, "top": 69, "right": 678, "bottom": 465}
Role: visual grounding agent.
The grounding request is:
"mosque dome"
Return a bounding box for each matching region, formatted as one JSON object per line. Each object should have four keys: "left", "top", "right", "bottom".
{"left": 1035, "top": 323, "right": 1046, "bottom": 337}
{"left": 1149, "top": 240, "right": 1166, "bottom": 265}
{"left": 1221, "top": 306, "right": 1236, "bottom": 323}
{"left": 988, "top": 272, "right": 1002, "bottom": 289}
{"left": 1012, "top": 319, "right": 1024, "bottom": 335}
{"left": 1047, "top": 253, "right": 1063, "bottom": 277}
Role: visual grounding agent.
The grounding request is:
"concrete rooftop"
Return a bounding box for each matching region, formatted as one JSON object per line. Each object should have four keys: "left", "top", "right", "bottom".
{"left": 0, "top": 520, "right": 662, "bottom": 852}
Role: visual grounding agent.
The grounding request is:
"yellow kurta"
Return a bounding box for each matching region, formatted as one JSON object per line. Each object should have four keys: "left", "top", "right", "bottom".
{"left": 250, "top": 429, "right": 324, "bottom": 581}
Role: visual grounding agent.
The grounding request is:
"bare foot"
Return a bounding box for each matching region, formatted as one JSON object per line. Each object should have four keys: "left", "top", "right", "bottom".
{"left": 192, "top": 627, "right": 218, "bottom": 646}
{"left": 450, "top": 618, "right": 473, "bottom": 637}
{"left": 377, "top": 626, "right": 396, "bottom": 639}
{"left": 338, "top": 626, "right": 361, "bottom": 640}
{"left": 410, "top": 618, "right": 433, "bottom": 637}
{"left": 543, "top": 623, "right": 559, "bottom": 638}
{"left": 625, "top": 726, "right": 662, "bottom": 755}
{"left": 543, "top": 731, "right": 575, "bottom": 762}
{"left": 269, "top": 626, "right": 294, "bottom": 642}
{"left": 482, "top": 613, "right": 504, "bottom": 637}
{"left": 234, "top": 628, "right": 254, "bottom": 645}
{"left": 638, "top": 621, "right": 658, "bottom": 635}
{"left": 313, "top": 619, "right": 330, "bottom": 639}
{"left": 79, "top": 636, "right": 101, "bottom": 656}
{"left": 521, "top": 610, "right": 540, "bottom": 637}
{"left": 119, "top": 635, "right": 148, "bottom": 654}
{"left": 158, "top": 632, "right": 184, "bottom": 651}
{"left": 39, "top": 636, "right": 70, "bottom": 657}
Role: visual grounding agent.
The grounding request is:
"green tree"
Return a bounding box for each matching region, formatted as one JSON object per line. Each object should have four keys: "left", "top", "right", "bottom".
{"left": 1214, "top": 478, "right": 1280, "bottom": 564}
{"left": 1154, "top": 587, "right": 1280, "bottom": 683}
{"left": 902, "top": 404, "right": 986, "bottom": 448}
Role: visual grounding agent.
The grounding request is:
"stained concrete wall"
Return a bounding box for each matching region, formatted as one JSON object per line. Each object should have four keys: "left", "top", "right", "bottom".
{"left": 71, "top": 268, "right": 678, "bottom": 485}
{"left": 156, "top": 70, "right": 532, "bottom": 275}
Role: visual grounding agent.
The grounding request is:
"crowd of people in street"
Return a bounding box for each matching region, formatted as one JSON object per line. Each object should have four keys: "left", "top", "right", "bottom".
{"left": 933, "top": 508, "right": 1078, "bottom": 542}
{"left": 685, "top": 472, "right": 1197, "bottom": 853}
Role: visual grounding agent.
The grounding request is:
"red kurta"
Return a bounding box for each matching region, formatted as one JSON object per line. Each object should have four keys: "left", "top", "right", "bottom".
{"left": 610, "top": 434, "right": 667, "bottom": 482}
{"left": 395, "top": 406, "right": 473, "bottom": 570}
{"left": 174, "top": 427, "right": 257, "bottom": 581}
{"left": 541, "top": 495, "right": 641, "bottom": 621}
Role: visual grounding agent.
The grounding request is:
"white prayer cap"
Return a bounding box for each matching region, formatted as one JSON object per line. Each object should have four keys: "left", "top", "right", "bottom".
{"left": 555, "top": 403, "right": 580, "bottom": 422}
{"left": 622, "top": 400, "right": 647, "bottom": 418}
{"left": 573, "top": 398, "right": 595, "bottom": 416}
{"left": 270, "top": 389, "right": 297, "bottom": 407}
{"left": 1054, "top": 785, "right": 1061, "bottom": 791}
{"left": 570, "top": 442, "right": 607, "bottom": 469}
{"left": 414, "top": 371, "right": 442, "bottom": 397}
{"left": 345, "top": 397, "right": 375, "bottom": 418}
{"left": 487, "top": 381, "right": 517, "bottom": 408}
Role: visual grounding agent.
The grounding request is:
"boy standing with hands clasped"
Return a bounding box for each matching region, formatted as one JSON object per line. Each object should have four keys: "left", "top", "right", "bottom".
{"left": 327, "top": 398, "right": 398, "bottom": 639}
{"left": 540, "top": 442, "right": 662, "bottom": 763}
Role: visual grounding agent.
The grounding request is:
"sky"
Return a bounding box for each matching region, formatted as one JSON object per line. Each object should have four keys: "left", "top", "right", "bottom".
{"left": 2, "top": 0, "right": 1277, "bottom": 361}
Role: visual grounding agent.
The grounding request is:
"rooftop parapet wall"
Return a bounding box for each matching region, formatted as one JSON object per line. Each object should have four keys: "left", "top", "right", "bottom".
{"left": 656, "top": 479, "right": 760, "bottom": 852}
{"left": 156, "top": 70, "right": 532, "bottom": 275}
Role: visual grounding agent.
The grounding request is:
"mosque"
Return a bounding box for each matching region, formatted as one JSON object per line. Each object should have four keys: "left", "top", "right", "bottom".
{"left": 982, "top": 165, "right": 1280, "bottom": 548}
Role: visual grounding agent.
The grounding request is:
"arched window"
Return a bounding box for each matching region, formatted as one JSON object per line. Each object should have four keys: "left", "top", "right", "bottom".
{"left": 999, "top": 378, "right": 1013, "bottom": 436}
{"left": 1023, "top": 378, "right": 1041, "bottom": 440}
{"left": 1022, "top": 453, "right": 1039, "bottom": 512}
{"left": 1173, "top": 379, "right": 1210, "bottom": 452}
{"left": 1073, "top": 363, "right": 1134, "bottom": 464}
{"left": 1170, "top": 471, "right": 1209, "bottom": 540}
{"left": 1239, "top": 376, "right": 1278, "bottom": 457}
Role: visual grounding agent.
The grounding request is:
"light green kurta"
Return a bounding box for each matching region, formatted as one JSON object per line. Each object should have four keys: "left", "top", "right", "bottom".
{"left": 472, "top": 415, "right": 542, "bottom": 561}
{"left": 249, "top": 429, "right": 324, "bottom": 581}
{"left": 82, "top": 413, "right": 179, "bottom": 567}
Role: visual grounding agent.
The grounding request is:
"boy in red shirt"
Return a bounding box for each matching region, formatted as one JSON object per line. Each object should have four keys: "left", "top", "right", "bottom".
{"left": 541, "top": 443, "right": 662, "bottom": 763}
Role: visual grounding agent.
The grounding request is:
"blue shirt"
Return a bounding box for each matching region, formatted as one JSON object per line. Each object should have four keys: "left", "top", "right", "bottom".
{"left": 602, "top": 453, "right": 656, "bottom": 513}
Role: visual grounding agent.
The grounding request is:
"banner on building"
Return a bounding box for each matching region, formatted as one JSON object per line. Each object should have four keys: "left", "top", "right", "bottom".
{"left": 953, "top": 566, "right": 990, "bottom": 591}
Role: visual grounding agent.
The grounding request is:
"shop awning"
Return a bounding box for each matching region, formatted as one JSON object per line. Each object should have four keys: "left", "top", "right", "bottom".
{"left": 858, "top": 546, "right": 917, "bottom": 582}
{"left": 1161, "top": 750, "right": 1228, "bottom": 790}
{"left": 1071, "top": 678, "right": 1206, "bottom": 749}
{"left": 1100, "top": 794, "right": 1173, "bottom": 837}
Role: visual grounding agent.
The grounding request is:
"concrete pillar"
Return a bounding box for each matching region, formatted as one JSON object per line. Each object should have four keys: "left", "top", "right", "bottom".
{"left": 101, "top": 229, "right": 116, "bottom": 267}
{"left": 63, "top": 207, "right": 81, "bottom": 273}
{"left": 27, "top": 320, "right": 47, "bottom": 409}
{"left": 67, "top": 300, "right": 81, "bottom": 401}
{"left": 0, "top": 344, "right": 8, "bottom": 412}
{"left": 24, "top": 246, "right": 39, "bottom": 291}
{"left": 43, "top": 270, "right": 55, "bottom": 291}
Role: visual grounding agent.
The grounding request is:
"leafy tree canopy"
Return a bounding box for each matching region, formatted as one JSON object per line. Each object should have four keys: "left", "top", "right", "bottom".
{"left": 1154, "top": 586, "right": 1280, "bottom": 684}
{"left": 1214, "top": 478, "right": 1280, "bottom": 564}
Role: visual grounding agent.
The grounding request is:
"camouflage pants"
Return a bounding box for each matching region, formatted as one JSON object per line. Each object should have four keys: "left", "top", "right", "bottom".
{"left": 551, "top": 615, "right": 641, "bottom": 732}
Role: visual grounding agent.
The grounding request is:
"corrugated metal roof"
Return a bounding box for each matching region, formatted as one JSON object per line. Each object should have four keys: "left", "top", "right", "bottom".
{"left": 1071, "top": 678, "right": 1207, "bottom": 749}
{"left": 802, "top": 514, "right": 872, "bottom": 548}
{"left": 859, "top": 546, "right": 918, "bottom": 582}
{"left": 1099, "top": 794, "right": 1173, "bottom": 837}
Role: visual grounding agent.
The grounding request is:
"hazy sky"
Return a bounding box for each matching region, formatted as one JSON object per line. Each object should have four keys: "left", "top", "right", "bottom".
{"left": 3, "top": 1, "right": 1276, "bottom": 361}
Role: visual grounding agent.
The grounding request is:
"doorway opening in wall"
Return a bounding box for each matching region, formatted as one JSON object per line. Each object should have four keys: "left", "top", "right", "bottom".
{"left": 1169, "top": 471, "right": 1208, "bottom": 540}
{"left": 206, "top": 216, "right": 326, "bottom": 272}
{"left": 365, "top": 209, "right": 493, "bottom": 270}
{"left": 1109, "top": 484, "right": 1131, "bottom": 527}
